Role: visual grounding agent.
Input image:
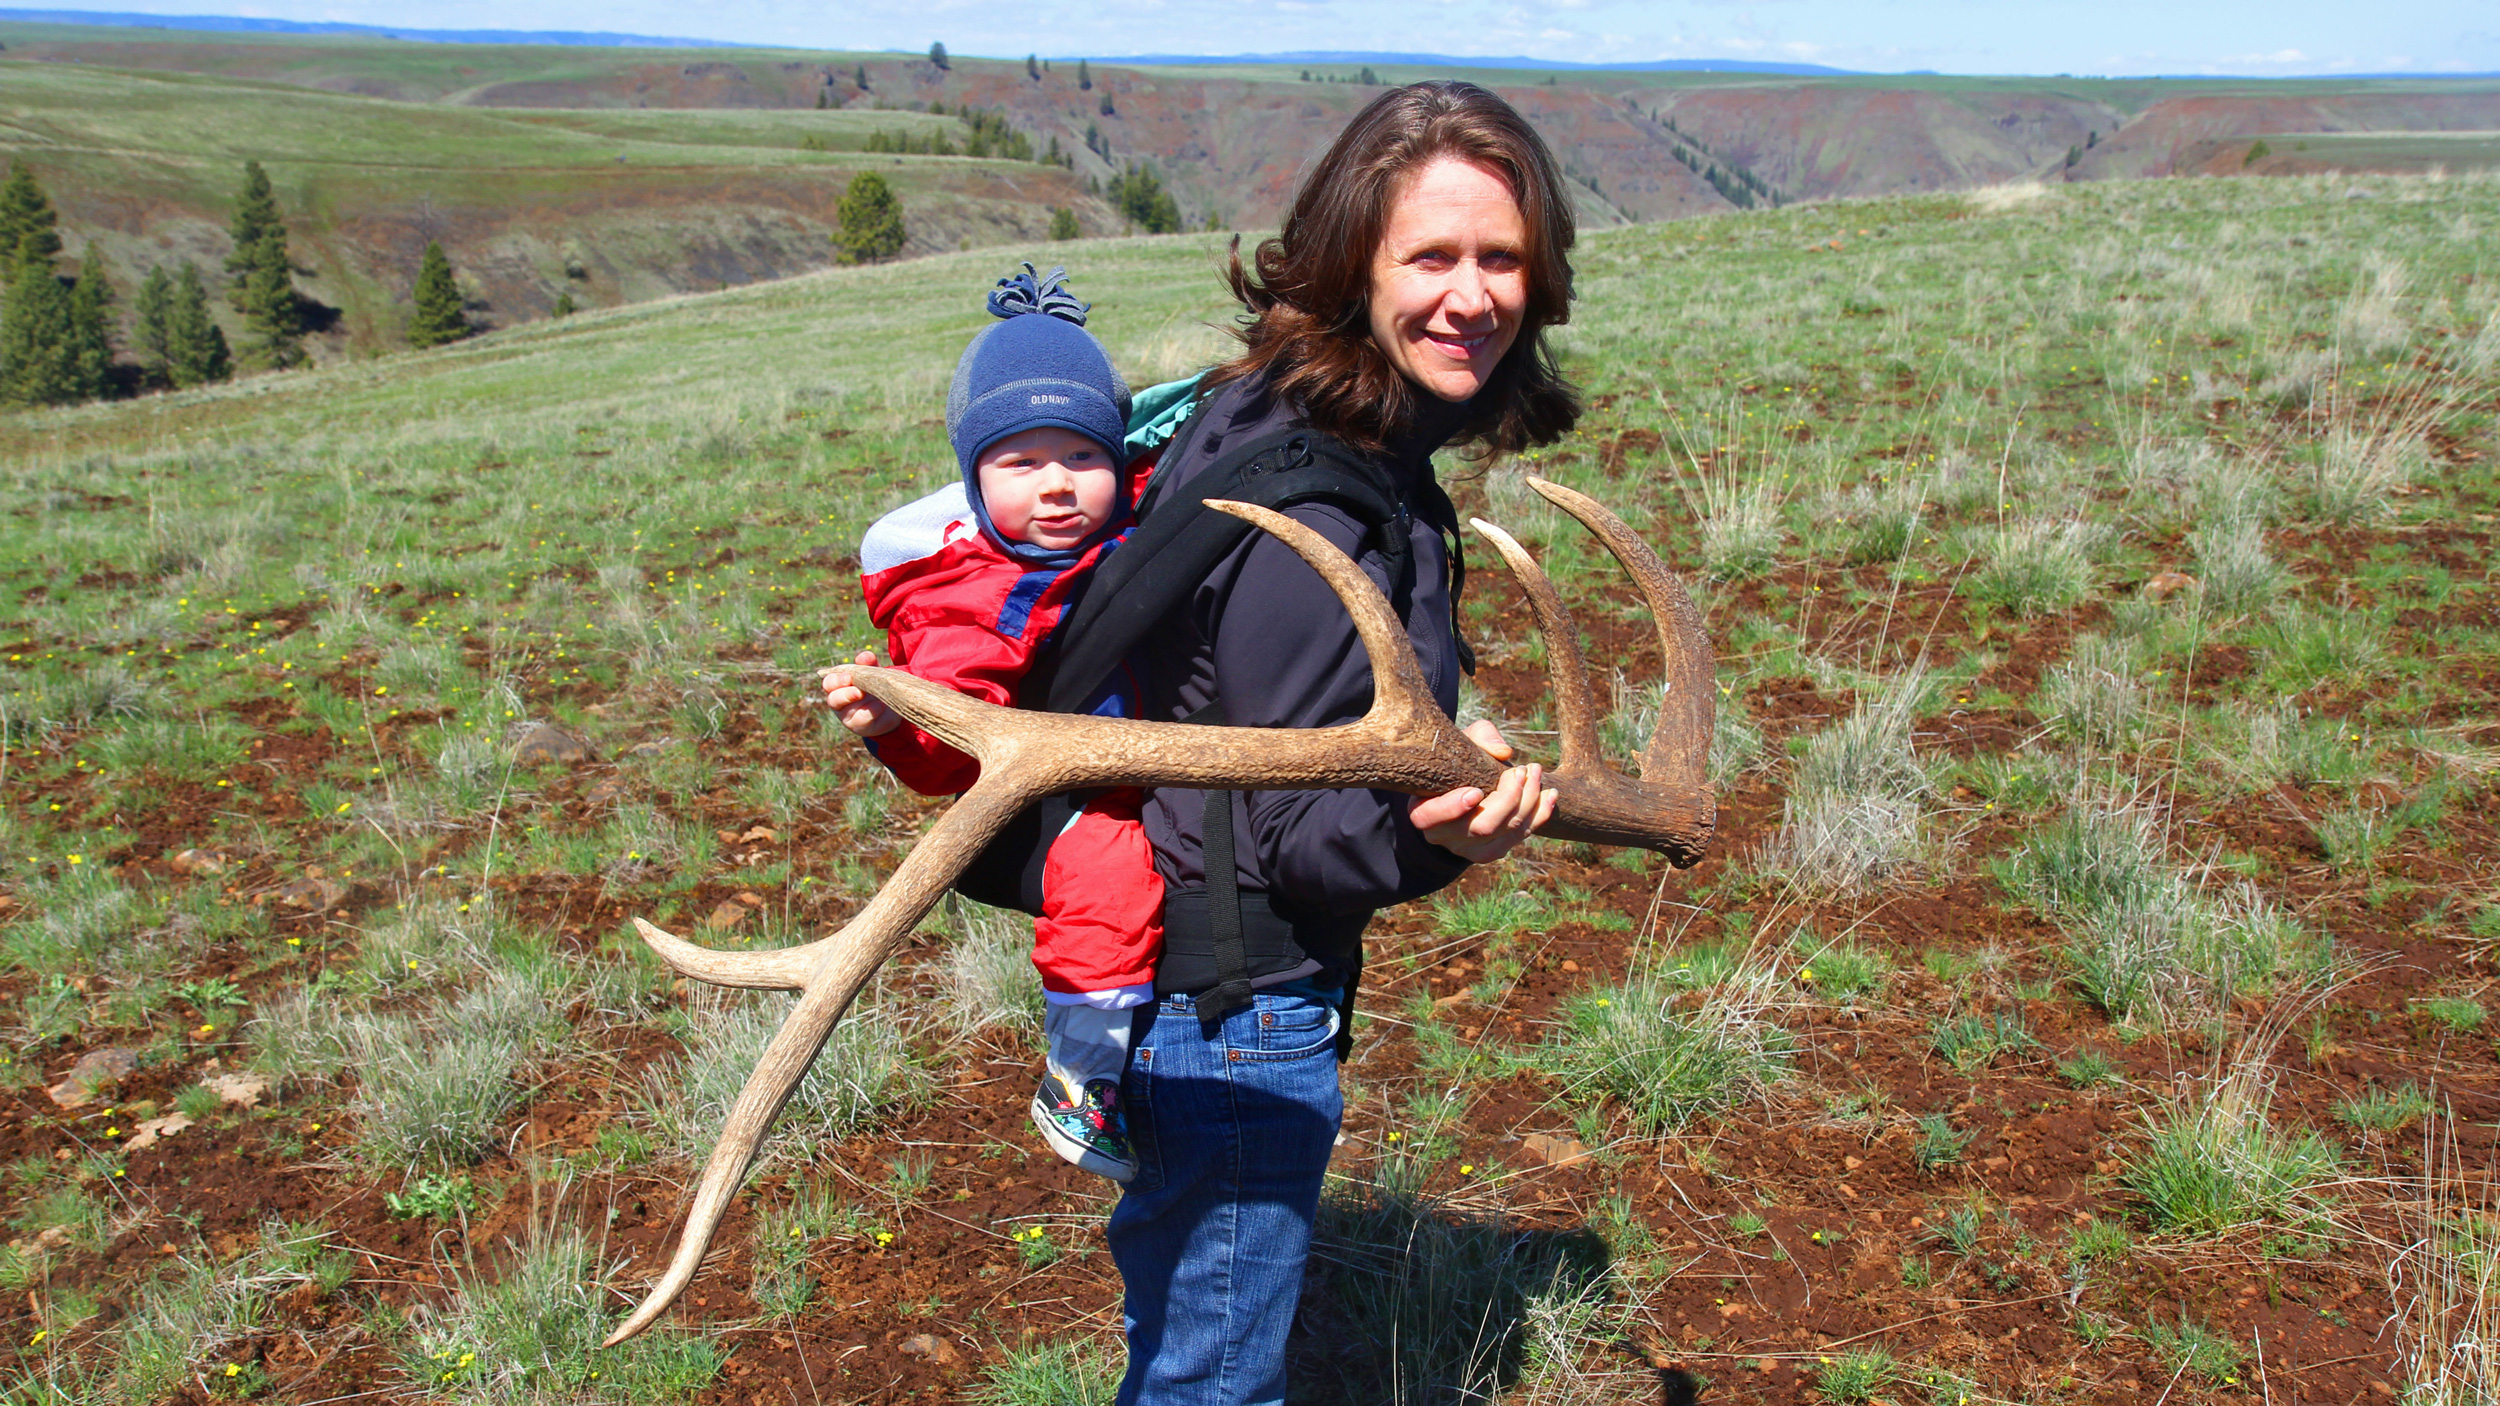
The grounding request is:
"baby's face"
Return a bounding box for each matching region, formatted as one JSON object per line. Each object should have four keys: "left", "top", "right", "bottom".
{"left": 974, "top": 427, "right": 1120, "bottom": 552}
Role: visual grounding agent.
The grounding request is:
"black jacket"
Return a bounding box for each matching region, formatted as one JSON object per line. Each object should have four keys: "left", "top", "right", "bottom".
{"left": 1137, "top": 372, "right": 1474, "bottom": 991}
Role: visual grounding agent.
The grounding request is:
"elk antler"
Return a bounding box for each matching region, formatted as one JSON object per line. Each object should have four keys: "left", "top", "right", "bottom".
{"left": 601, "top": 479, "right": 1712, "bottom": 1345}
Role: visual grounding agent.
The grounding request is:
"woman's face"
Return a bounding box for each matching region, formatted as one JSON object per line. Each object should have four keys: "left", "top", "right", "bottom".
{"left": 1367, "top": 155, "right": 1530, "bottom": 404}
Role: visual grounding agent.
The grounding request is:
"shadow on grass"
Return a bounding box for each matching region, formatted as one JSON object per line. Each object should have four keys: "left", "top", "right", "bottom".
{"left": 1287, "top": 1171, "right": 1631, "bottom": 1405}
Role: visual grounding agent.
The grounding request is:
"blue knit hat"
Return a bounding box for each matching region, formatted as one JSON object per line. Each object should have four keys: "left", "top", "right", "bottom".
{"left": 946, "top": 264, "right": 1133, "bottom": 564}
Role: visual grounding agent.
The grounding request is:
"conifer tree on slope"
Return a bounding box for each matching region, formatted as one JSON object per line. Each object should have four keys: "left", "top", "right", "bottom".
{"left": 835, "top": 172, "right": 906, "bottom": 265}
{"left": 225, "top": 160, "right": 303, "bottom": 368}
{"left": 66, "top": 242, "right": 112, "bottom": 399}
{"left": 0, "top": 243, "right": 79, "bottom": 406}
{"left": 167, "top": 263, "right": 231, "bottom": 388}
{"left": 406, "top": 241, "right": 469, "bottom": 348}
{"left": 0, "top": 161, "right": 61, "bottom": 283}
{"left": 133, "top": 265, "right": 173, "bottom": 387}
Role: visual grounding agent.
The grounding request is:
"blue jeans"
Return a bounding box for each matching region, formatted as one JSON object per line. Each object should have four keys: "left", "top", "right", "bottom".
{"left": 1109, "top": 986, "right": 1344, "bottom": 1406}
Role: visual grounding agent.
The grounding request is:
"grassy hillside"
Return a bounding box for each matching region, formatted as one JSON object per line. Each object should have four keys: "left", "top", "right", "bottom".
{"left": 10, "top": 23, "right": 2500, "bottom": 231}
{"left": 0, "top": 56, "right": 1112, "bottom": 356}
{"left": 3, "top": 170, "right": 2498, "bottom": 1403}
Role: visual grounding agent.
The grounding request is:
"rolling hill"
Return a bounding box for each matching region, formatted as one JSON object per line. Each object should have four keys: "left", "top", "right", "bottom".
{"left": 5, "top": 21, "right": 2499, "bottom": 362}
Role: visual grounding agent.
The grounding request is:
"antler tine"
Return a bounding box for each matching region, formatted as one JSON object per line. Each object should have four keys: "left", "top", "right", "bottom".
{"left": 1203, "top": 500, "right": 1448, "bottom": 736}
{"left": 1468, "top": 517, "right": 1604, "bottom": 774}
{"left": 605, "top": 782, "right": 1043, "bottom": 1346}
{"left": 629, "top": 918, "right": 815, "bottom": 991}
{"left": 1523, "top": 477, "right": 1714, "bottom": 793}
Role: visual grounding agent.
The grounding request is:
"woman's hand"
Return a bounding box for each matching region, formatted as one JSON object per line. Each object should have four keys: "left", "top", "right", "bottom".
{"left": 820, "top": 650, "right": 901, "bottom": 738}
{"left": 1408, "top": 719, "right": 1556, "bottom": 864}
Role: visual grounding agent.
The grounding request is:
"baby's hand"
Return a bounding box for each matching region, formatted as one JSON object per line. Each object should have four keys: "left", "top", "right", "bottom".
{"left": 820, "top": 650, "right": 901, "bottom": 737}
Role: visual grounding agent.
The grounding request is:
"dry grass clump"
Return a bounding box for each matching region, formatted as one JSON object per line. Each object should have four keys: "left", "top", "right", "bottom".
{"left": 1766, "top": 671, "right": 1937, "bottom": 890}
{"left": 2125, "top": 1057, "right": 2342, "bottom": 1236}
{"left": 2035, "top": 635, "right": 2144, "bottom": 753}
{"left": 939, "top": 896, "right": 1043, "bottom": 1037}
{"left": 404, "top": 1220, "right": 723, "bottom": 1404}
{"left": 1310, "top": 1167, "right": 1614, "bottom": 1404}
{"left": 1999, "top": 797, "right": 2328, "bottom": 1022}
{"left": 347, "top": 969, "right": 565, "bottom": 1169}
{"left": 1965, "top": 519, "right": 2103, "bottom": 616}
{"left": 649, "top": 983, "right": 932, "bottom": 1168}
{"left": 2389, "top": 1118, "right": 2500, "bottom": 1406}
{"left": 1538, "top": 950, "right": 1794, "bottom": 1135}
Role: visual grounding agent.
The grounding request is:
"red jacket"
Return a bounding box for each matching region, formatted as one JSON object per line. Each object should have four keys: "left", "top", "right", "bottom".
{"left": 855, "top": 482, "right": 1162, "bottom": 1001}
{"left": 857, "top": 483, "right": 1129, "bottom": 796}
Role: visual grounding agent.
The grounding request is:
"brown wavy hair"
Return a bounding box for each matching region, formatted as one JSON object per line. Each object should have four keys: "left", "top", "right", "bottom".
{"left": 1205, "top": 80, "right": 1580, "bottom": 455}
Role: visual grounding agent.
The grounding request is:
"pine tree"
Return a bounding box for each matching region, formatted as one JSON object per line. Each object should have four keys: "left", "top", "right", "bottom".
{"left": 1107, "top": 163, "right": 1179, "bottom": 235}
{"left": 225, "top": 161, "right": 303, "bottom": 367}
{"left": 1026, "top": 54, "right": 1040, "bottom": 81}
{"left": 855, "top": 63, "right": 869, "bottom": 90}
{"left": 1048, "top": 206, "right": 1080, "bottom": 241}
{"left": 133, "top": 264, "right": 174, "bottom": 387}
{"left": 1077, "top": 59, "right": 1091, "bottom": 90}
{"left": 67, "top": 242, "right": 111, "bottom": 399}
{"left": 224, "top": 160, "right": 282, "bottom": 308}
{"left": 167, "top": 263, "right": 231, "bottom": 388}
{"left": 927, "top": 42, "right": 948, "bottom": 70}
{"left": 406, "top": 240, "right": 468, "bottom": 348}
{"left": 0, "top": 161, "right": 61, "bottom": 284}
{"left": 834, "top": 172, "right": 906, "bottom": 264}
{"left": 0, "top": 245, "right": 78, "bottom": 406}
{"left": 238, "top": 237, "right": 302, "bottom": 368}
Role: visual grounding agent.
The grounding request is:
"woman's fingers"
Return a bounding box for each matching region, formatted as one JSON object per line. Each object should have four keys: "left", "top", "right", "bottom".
{"left": 1406, "top": 785, "right": 1486, "bottom": 834}
{"left": 1409, "top": 761, "right": 1554, "bottom": 863}
{"left": 1461, "top": 718, "right": 1514, "bottom": 763}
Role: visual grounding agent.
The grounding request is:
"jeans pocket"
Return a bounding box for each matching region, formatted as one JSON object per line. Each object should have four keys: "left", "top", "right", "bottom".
{"left": 1235, "top": 1002, "right": 1340, "bottom": 1063}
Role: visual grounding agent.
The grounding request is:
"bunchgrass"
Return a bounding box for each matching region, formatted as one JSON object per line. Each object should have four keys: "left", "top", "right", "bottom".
{"left": 937, "top": 897, "right": 1043, "bottom": 1037}
{"left": 2335, "top": 1081, "right": 2434, "bottom": 1134}
{"left": 1766, "top": 670, "right": 1935, "bottom": 891}
{"left": 2142, "top": 1309, "right": 2250, "bottom": 1386}
{"left": 1999, "top": 800, "right": 2327, "bottom": 1023}
{"left": 404, "top": 1221, "right": 723, "bottom": 1404}
{"left": 1965, "top": 519, "right": 2101, "bottom": 616}
{"left": 968, "top": 1339, "right": 1123, "bottom": 1406}
{"left": 2125, "top": 1070, "right": 2342, "bottom": 1235}
{"left": 1812, "top": 1347, "right": 1895, "bottom": 1403}
{"left": 650, "top": 984, "right": 932, "bottom": 1169}
{"left": 1310, "top": 1169, "right": 1611, "bottom": 1404}
{"left": 1537, "top": 957, "right": 1792, "bottom": 1135}
{"left": 1929, "top": 1011, "right": 2039, "bottom": 1073}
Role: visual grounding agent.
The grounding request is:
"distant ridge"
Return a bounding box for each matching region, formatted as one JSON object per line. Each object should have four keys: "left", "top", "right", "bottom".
{"left": 1090, "top": 51, "right": 1859, "bottom": 76}
{"left": 0, "top": 7, "right": 734, "bottom": 46}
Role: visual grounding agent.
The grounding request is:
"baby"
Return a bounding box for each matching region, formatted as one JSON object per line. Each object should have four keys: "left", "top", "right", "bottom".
{"left": 823, "top": 265, "right": 1157, "bottom": 1183}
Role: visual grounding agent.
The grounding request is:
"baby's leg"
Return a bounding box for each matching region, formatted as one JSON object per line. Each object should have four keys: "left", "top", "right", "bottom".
{"left": 1030, "top": 788, "right": 1165, "bottom": 1182}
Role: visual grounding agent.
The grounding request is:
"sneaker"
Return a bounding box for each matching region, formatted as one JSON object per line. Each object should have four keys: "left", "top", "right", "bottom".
{"left": 1030, "top": 1074, "right": 1139, "bottom": 1183}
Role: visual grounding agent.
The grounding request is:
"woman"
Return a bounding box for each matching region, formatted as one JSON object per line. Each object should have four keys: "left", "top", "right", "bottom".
{"left": 1109, "top": 80, "right": 1582, "bottom": 1405}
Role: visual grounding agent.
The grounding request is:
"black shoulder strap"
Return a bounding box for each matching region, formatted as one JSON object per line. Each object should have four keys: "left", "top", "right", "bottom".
{"left": 1041, "top": 426, "right": 1408, "bottom": 716}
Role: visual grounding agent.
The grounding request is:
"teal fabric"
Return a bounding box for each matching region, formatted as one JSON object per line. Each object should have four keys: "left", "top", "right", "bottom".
{"left": 1123, "top": 372, "right": 1208, "bottom": 461}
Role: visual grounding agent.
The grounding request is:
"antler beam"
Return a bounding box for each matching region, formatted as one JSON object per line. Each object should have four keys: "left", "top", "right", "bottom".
{"left": 602, "top": 481, "right": 1713, "bottom": 1345}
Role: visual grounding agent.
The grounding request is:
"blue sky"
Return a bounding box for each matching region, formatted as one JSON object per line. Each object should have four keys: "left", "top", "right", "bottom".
{"left": 103, "top": 1, "right": 2500, "bottom": 75}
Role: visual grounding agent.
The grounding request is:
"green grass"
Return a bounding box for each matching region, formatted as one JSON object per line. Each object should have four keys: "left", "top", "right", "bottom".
{"left": 969, "top": 1340, "right": 1123, "bottom": 1406}
{"left": 1929, "top": 1011, "right": 2039, "bottom": 1073}
{"left": 405, "top": 1222, "right": 723, "bottom": 1403}
{"left": 1813, "top": 1347, "right": 1896, "bottom": 1402}
{"left": 2334, "top": 1081, "right": 2434, "bottom": 1134}
{"left": 1536, "top": 963, "right": 1793, "bottom": 1135}
{"left": 2142, "top": 1310, "right": 2250, "bottom": 1387}
{"left": 2126, "top": 1082, "right": 2343, "bottom": 1235}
